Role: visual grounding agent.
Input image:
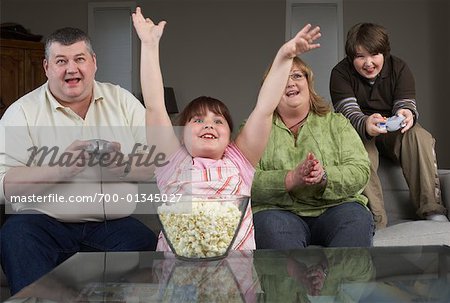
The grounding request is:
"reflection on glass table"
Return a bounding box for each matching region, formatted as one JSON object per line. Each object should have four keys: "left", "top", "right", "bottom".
{"left": 255, "top": 246, "right": 449, "bottom": 302}
{"left": 155, "top": 255, "right": 246, "bottom": 302}
{"left": 5, "top": 246, "right": 450, "bottom": 303}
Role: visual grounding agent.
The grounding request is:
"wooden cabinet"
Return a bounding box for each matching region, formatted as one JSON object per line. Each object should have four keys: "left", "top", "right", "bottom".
{"left": 0, "top": 39, "right": 46, "bottom": 118}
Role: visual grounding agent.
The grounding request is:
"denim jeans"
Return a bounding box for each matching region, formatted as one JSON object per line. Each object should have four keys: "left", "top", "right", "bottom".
{"left": 0, "top": 213, "right": 157, "bottom": 295}
{"left": 253, "top": 202, "right": 374, "bottom": 249}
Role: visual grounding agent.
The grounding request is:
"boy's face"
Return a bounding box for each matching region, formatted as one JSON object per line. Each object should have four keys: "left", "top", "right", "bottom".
{"left": 352, "top": 45, "right": 384, "bottom": 80}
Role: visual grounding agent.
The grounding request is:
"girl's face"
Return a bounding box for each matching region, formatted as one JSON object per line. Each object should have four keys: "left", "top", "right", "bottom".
{"left": 277, "top": 65, "right": 310, "bottom": 113}
{"left": 353, "top": 45, "right": 384, "bottom": 80}
{"left": 183, "top": 110, "right": 231, "bottom": 160}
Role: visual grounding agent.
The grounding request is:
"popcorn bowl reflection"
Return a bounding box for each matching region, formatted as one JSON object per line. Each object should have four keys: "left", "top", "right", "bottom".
{"left": 157, "top": 195, "right": 249, "bottom": 261}
{"left": 162, "top": 259, "right": 245, "bottom": 302}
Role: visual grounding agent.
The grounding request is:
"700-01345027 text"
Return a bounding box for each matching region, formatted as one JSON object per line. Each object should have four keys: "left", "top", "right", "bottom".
{"left": 9, "top": 193, "right": 183, "bottom": 204}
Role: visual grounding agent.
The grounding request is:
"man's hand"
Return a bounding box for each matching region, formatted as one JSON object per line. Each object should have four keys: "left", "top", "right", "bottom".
{"left": 58, "top": 140, "right": 122, "bottom": 180}
{"left": 57, "top": 140, "right": 91, "bottom": 179}
{"left": 365, "top": 113, "right": 388, "bottom": 137}
{"left": 103, "top": 152, "right": 132, "bottom": 181}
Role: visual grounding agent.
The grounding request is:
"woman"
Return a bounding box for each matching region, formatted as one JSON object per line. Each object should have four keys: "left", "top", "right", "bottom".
{"left": 251, "top": 57, "right": 374, "bottom": 248}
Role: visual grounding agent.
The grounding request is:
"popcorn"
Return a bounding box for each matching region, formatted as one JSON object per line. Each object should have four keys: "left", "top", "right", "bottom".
{"left": 158, "top": 199, "right": 243, "bottom": 259}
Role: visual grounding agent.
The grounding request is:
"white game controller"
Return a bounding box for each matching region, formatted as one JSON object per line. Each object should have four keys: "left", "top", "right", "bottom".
{"left": 377, "top": 114, "right": 406, "bottom": 132}
{"left": 84, "top": 139, "right": 117, "bottom": 155}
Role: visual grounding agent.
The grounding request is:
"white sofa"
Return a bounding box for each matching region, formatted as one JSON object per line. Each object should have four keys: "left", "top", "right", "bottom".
{"left": 373, "top": 156, "right": 450, "bottom": 246}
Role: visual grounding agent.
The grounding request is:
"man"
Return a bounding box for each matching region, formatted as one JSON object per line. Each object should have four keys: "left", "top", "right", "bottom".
{"left": 0, "top": 27, "right": 157, "bottom": 295}
{"left": 329, "top": 23, "right": 448, "bottom": 229}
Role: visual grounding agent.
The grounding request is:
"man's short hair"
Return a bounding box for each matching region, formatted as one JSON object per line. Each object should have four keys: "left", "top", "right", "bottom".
{"left": 45, "top": 27, "right": 94, "bottom": 59}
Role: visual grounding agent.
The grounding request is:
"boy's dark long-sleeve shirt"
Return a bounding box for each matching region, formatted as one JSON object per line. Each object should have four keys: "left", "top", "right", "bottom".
{"left": 330, "top": 55, "right": 418, "bottom": 138}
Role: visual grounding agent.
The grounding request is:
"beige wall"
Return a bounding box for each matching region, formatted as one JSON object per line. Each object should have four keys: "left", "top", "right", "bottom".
{"left": 139, "top": 0, "right": 285, "bottom": 134}
{"left": 0, "top": 0, "right": 285, "bottom": 139}
{"left": 1, "top": 0, "right": 449, "bottom": 166}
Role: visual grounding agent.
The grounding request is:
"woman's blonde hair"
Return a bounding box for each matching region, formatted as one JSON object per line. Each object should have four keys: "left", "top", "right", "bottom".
{"left": 291, "top": 57, "right": 331, "bottom": 116}
{"left": 263, "top": 57, "right": 331, "bottom": 116}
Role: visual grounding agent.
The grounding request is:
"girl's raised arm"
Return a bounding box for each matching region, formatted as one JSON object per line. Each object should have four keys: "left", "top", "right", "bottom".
{"left": 132, "top": 7, "right": 180, "bottom": 155}
{"left": 235, "top": 24, "right": 321, "bottom": 166}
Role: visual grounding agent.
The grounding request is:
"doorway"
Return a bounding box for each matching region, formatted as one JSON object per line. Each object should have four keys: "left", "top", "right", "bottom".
{"left": 286, "top": 0, "right": 343, "bottom": 102}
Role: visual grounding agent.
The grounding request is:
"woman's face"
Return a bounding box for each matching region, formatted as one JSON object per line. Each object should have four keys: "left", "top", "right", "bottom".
{"left": 352, "top": 45, "right": 384, "bottom": 80}
{"left": 183, "top": 109, "right": 231, "bottom": 160}
{"left": 277, "top": 65, "right": 310, "bottom": 113}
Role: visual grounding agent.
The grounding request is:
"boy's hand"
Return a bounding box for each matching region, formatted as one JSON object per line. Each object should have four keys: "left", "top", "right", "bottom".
{"left": 366, "top": 113, "right": 388, "bottom": 137}
{"left": 396, "top": 108, "right": 414, "bottom": 133}
{"left": 132, "top": 7, "right": 166, "bottom": 45}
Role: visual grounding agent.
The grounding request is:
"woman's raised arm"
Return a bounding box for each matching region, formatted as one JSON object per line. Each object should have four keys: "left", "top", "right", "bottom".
{"left": 236, "top": 24, "right": 321, "bottom": 166}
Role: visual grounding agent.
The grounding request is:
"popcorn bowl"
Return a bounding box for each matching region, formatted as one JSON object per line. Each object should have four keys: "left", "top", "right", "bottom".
{"left": 157, "top": 195, "right": 249, "bottom": 261}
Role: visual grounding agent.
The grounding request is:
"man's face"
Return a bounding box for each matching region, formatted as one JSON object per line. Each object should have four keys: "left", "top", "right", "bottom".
{"left": 352, "top": 45, "right": 384, "bottom": 80}
{"left": 44, "top": 41, "right": 97, "bottom": 105}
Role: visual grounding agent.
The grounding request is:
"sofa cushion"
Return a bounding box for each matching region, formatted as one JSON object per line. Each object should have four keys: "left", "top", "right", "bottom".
{"left": 438, "top": 169, "right": 450, "bottom": 211}
{"left": 373, "top": 221, "right": 450, "bottom": 246}
{"left": 378, "top": 157, "right": 419, "bottom": 225}
{"left": 378, "top": 157, "right": 450, "bottom": 225}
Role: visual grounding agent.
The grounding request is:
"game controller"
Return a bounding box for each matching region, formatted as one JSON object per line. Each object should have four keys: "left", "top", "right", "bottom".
{"left": 84, "top": 139, "right": 117, "bottom": 155}
{"left": 377, "top": 114, "right": 406, "bottom": 132}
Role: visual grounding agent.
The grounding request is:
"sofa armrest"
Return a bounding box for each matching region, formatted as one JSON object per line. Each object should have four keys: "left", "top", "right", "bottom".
{"left": 438, "top": 169, "right": 450, "bottom": 218}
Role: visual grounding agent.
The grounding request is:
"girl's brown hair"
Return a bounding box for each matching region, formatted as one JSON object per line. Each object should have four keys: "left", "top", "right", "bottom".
{"left": 177, "top": 96, "right": 234, "bottom": 132}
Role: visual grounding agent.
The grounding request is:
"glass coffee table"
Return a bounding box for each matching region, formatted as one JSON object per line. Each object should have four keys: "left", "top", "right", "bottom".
{"left": 5, "top": 246, "right": 450, "bottom": 302}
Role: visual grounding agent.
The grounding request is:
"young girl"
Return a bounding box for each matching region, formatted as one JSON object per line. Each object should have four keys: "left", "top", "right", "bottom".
{"left": 132, "top": 7, "right": 321, "bottom": 251}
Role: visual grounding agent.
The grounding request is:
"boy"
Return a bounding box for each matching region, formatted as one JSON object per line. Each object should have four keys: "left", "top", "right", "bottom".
{"left": 329, "top": 22, "right": 448, "bottom": 228}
